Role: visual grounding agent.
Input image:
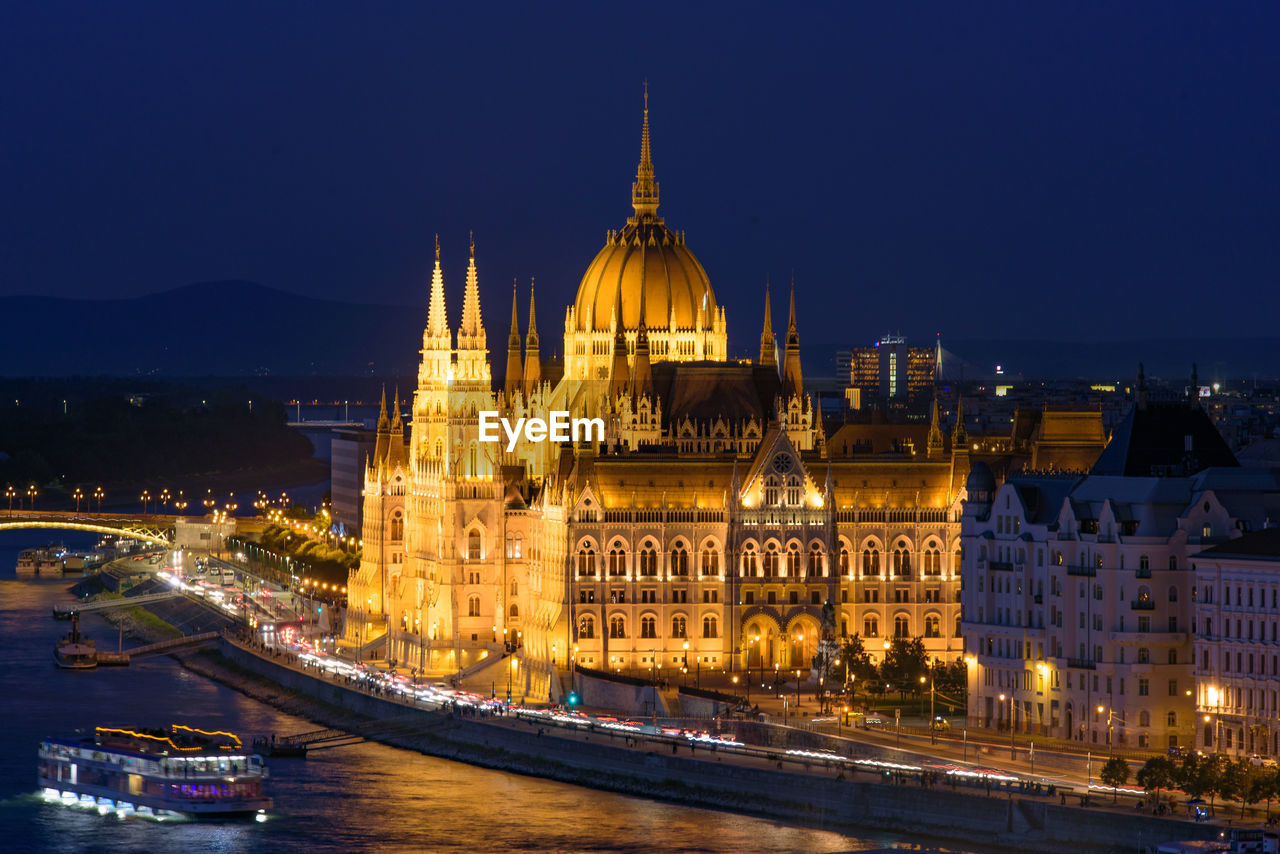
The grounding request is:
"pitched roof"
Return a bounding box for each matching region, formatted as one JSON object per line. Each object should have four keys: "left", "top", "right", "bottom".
{"left": 1090, "top": 402, "right": 1237, "bottom": 477}
{"left": 1197, "top": 527, "right": 1280, "bottom": 562}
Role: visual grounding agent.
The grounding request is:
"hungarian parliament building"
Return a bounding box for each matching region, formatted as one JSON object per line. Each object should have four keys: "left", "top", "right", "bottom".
{"left": 344, "top": 96, "right": 1106, "bottom": 701}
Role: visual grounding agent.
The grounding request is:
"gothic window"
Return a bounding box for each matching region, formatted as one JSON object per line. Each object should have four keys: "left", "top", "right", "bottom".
{"left": 863, "top": 547, "right": 880, "bottom": 576}
{"left": 641, "top": 616, "right": 657, "bottom": 639}
{"left": 468, "top": 529, "right": 482, "bottom": 560}
{"left": 578, "top": 615, "right": 594, "bottom": 639}
{"left": 924, "top": 545, "right": 941, "bottom": 576}
{"left": 839, "top": 546, "right": 850, "bottom": 575}
{"left": 893, "top": 542, "right": 911, "bottom": 577}
{"left": 700, "top": 546, "right": 719, "bottom": 576}
{"left": 467, "top": 595, "right": 480, "bottom": 617}
{"left": 764, "top": 476, "right": 779, "bottom": 506}
{"left": 763, "top": 544, "right": 779, "bottom": 578}
{"left": 808, "top": 545, "right": 829, "bottom": 578}
{"left": 742, "top": 544, "right": 758, "bottom": 577}
{"left": 510, "top": 579, "right": 518, "bottom": 596}
{"left": 608, "top": 545, "right": 627, "bottom": 577}
{"left": 389, "top": 512, "right": 404, "bottom": 542}
{"left": 1168, "top": 585, "right": 1178, "bottom": 603}
{"left": 864, "top": 616, "right": 879, "bottom": 637}
{"left": 786, "top": 543, "right": 800, "bottom": 577}
{"left": 640, "top": 544, "right": 658, "bottom": 576}
{"left": 703, "top": 616, "right": 718, "bottom": 638}
{"left": 505, "top": 532, "right": 514, "bottom": 558}
{"left": 924, "top": 614, "right": 940, "bottom": 638}
{"left": 577, "top": 546, "right": 596, "bottom": 577}
{"left": 894, "top": 615, "right": 910, "bottom": 638}
{"left": 513, "top": 534, "right": 522, "bottom": 559}
{"left": 785, "top": 476, "right": 802, "bottom": 507}
{"left": 609, "top": 616, "right": 626, "bottom": 638}
{"left": 670, "top": 543, "right": 689, "bottom": 576}
{"left": 509, "top": 603, "right": 519, "bottom": 619}
{"left": 672, "top": 616, "right": 687, "bottom": 638}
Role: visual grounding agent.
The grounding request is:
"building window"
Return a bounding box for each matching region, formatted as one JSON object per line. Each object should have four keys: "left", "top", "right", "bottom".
{"left": 670, "top": 544, "right": 689, "bottom": 576}
{"left": 1138, "top": 678, "right": 1149, "bottom": 696}
{"left": 839, "top": 547, "right": 850, "bottom": 576}
{"left": 924, "top": 614, "right": 940, "bottom": 638}
{"left": 923, "top": 546, "right": 941, "bottom": 576}
{"left": 509, "top": 603, "right": 519, "bottom": 619}
{"left": 641, "top": 616, "right": 657, "bottom": 639}
{"left": 577, "top": 546, "right": 596, "bottom": 577}
{"left": 639, "top": 545, "right": 658, "bottom": 576}
{"left": 763, "top": 544, "right": 779, "bottom": 578}
{"left": 468, "top": 529, "right": 482, "bottom": 560}
{"left": 609, "top": 616, "right": 626, "bottom": 638}
{"left": 578, "top": 615, "right": 594, "bottom": 639}
{"left": 390, "top": 512, "right": 404, "bottom": 542}
{"left": 703, "top": 616, "right": 718, "bottom": 638}
{"left": 700, "top": 547, "right": 719, "bottom": 576}
{"left": 742, "top": 545, "right": 758, "bottom": 577}
{"left": 893, "top": 543, "right": 911, "bottom": 577}
{"left": 608, "top": 545, "right": 626, "bottom": 576}
{"left": 863, "top": 548, "right": 880, "bottom": 576}
{"left": 864, "top": 616, "right": 879, "bottom": 637}
{"left": 513, "top": 533, "right": 522, "bottom": 559}
{"left": 894, "top": 615, "right": 909, "bottom": 638}
{"left": 467, "top": 595, "right": 480, "bottom": 617}
{"left": 786, "top": 544, "right": 801, "bottom": 577}
{"left": 764, "top": 476, "right": 779, "bottom": 506}
{"left": 808, "top": 544, "right": 824, "bottom": 576}
{"left": 672, "top": 616, "right": 687, "bottom": 638}
{"left": 785, "top": 476, "right": 801, "bottom": 507}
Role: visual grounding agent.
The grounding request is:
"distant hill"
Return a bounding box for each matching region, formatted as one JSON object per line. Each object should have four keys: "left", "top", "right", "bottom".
{"left": 0, "top": 282, "right": 423, "bottom": 376}
{"left": 3, "top": 282, "right": 1280, "bottom": 380}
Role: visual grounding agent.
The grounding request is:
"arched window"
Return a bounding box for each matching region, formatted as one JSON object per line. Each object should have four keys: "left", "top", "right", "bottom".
{"left": 808, "top": 544, "right": 824, "bottom": 576}
{"left": 509, "top": 603, "right": 519, "bottom": 619}
{"left": 893, "top": 542, "right": 911, "bottom": 577}
{"left": 468, "top": 529, "right": 482, "bottom": 560}
{"left": 609, "top": 616, "right": 626, "bottom": 638}
{"left": 1136, "top": 585, "right": 1152, "bottom": 603}
{"left": 703, "top": 616, "right": 718, "bottom": 638}
{"left": 467, "top": 595, "right": 480, "bottom": 617}
{"left": 700, "top": 547, "right": 719, "bottom": 576}
{"left": 953, "top": 547, "right": 962, "bottom": 574}
{"left": 670, "top": 544, "right": 689, "bottom": 576}
{"left": 763, "top": 544, "right": 779, "bottom": 578}
{"left": 577, "top": 546, "right": 596, "bottom": 577}
{"left": 505, "top": 532, "right": 514, "bottom": 558}
{"left": 924, "top": 614, "right": 940, "bottom": 638}
{"left": 641, "top": 616, "right": 657, "bottom": 639}
{"left": 640, "top": 544, "right": 658, "bottom": 576}
{"left": 764, "top": 476, "right": 779, "bottom": 506}
{"left": 1168, "top": 585, "right": 1178, "bottom": 603}
{"left": 863, "top": 547, "right": 880, "bottom": 576}
{"left": 1139, "top": 555, "right": 1150, "bottom": 571}
{"left": 510, "top": 579, "right": 518, "bottom": 596}
{"left": 389, "top": 512, "right": 404, "bottom": 542}
{"left": 894, "top": 615, "right": 910, "bottom": 638}
{"left": 1139, "top": 710, "right": 1151, "bottom": 728}
{"left": 608, "top": 544, "right": 626, "bottom": 576}
{"left": 672, "top": 616, "right": 687, "bottom": 638}
{"left": 786, "top": 543, "right": 800, "bottom": 577}
{"left": 512, "top": 533, "right": 522, "bottom": 559}
{"left": 839, "top": 546, "right": 850, "bottom": 576}
{"left": 742, "top": 544, "right": 758, "bottom": 577}
{"left": 864, "top": 616, "right": 879, "bottom": 637}
{"left": 578, "top": 615, "right": 594, "bottom": 639}
{"left": 785, "top": 476, "right": 801, "bottom": 506}
{"left": 434, "top": 438, "right": 443, "bottom": 459}
{"left": 924, "top": 546, "right": 941, "bottom": 576}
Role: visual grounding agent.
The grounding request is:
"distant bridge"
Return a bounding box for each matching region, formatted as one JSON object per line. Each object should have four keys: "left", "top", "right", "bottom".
{"left": 0, "top": 511, "right": 177, "bottom": 546}
{"left": 53, "top": 590, "right": 183, "bottom": 618}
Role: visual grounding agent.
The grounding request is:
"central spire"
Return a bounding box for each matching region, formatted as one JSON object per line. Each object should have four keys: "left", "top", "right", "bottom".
{"left": 631, "top": 82, "right": 659, "bottom": 218}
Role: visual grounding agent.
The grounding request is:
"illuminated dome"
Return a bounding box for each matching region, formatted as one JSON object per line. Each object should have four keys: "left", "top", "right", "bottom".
{"left": 562, "top": 91, "right": 728, "bottom": 381}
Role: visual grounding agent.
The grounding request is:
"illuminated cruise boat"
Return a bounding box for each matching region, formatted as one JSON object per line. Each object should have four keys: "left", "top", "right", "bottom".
{"left": 38, "top": 725, "right": 272, "bottom": 820}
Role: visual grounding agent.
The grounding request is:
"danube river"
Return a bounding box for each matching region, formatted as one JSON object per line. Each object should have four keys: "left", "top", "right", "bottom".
{"left": 0, "top": 531, "right": 990, "bottom": 853}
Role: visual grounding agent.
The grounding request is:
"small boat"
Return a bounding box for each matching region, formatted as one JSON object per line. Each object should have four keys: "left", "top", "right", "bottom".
{"left": 39, "top": 724, "right": 272, "bottom": 820}
{"left": 17, "top": 546, "right": 67, "bottom": 576}
{"left": 54, "top": 615, "right": 98, "bottom": 669}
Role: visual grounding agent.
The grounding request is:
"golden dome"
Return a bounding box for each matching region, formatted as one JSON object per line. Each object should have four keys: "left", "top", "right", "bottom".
{"left": 571, "top": 90, "right": 718, "bottom": 333}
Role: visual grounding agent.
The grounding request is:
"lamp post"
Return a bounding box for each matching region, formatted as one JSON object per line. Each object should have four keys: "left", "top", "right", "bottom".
{"left": 93, "top": 486, "right": 104, "bottom": 512}
{"left": 4, "top": 485, "right": 14, "bottom": 514}
{"left": 923, "top": 672, "right": 937, "bottom": 744}
{"left": 72, "top": 487, "right": 84, "bottom": 514}
{"left": 1001, "top": 693, "right": 1016, "bottom": 759}
{"left": 140, "top": 489, "right": 151, "bottom": 514}
{"left": 27, "top": 484, "right": 37, "bottom": 510}
{"left": 682, "top": 641, "right": 690, "bottom": 687}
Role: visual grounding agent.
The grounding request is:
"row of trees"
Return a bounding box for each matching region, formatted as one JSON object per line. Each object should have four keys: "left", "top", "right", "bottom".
{"left": 1100, "top": 752, "right": 1280, "bottom": 817}
{"left": 819, "top": 635, "right": 967, "bottom": 712}
{"left": 256, "top": 523, "right": 359, "bottom": 583}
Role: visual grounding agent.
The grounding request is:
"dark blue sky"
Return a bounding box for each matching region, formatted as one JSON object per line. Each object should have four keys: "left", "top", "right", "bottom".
{"left": 3, "top": 2, "right": 1277, "bottom": 362}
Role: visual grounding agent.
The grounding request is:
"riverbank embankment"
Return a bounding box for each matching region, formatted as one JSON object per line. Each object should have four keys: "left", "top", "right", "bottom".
{"left": 180, "top": 635, "right": 1219, "bottom": 854}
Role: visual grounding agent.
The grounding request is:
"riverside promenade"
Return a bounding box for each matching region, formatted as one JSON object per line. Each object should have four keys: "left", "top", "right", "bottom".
{"left": 183, "top": 632, "right": 1224, "bottom": 854}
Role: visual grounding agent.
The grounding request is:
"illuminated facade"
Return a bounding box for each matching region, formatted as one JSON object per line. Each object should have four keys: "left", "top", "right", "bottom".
{"left": 347, "top": 94, "right": 1104, "bottom": 702}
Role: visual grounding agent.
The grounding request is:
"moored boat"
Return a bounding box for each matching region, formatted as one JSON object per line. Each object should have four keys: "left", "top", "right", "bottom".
{"left": 16, "top": 546, "right": 67, "bottom": 576}
{"left": 54, "top": 615, "right": 97, "bottom": 669}
{"left": 38, "top": 724, "right": 272, "bottom": 820}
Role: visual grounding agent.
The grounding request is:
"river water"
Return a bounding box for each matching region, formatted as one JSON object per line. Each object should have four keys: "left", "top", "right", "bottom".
{"left": 0, "top": 531, "right": 989, "bottom": 853}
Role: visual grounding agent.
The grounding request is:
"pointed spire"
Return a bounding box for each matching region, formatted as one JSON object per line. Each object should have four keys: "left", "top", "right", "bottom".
{"left": 632, "top": 271, "right": 652, "bottom": 399}
{"left": 377, "top": 384, "right": 389, "bottom": 428}
{"left": 953, "top": 397, "right": 968, "bottom": 447}
{"left": 759, "top": 280, "right": 776, "bottom": 368}
{"left": 505, "top": 279, "right": 523, "bottom": 398}
{"left": 458, "top": 232, "right": 486, "bottom": 348}
{"left": 631, "top": 82, "right": 660, "bottom": 218}
{"left": 426, "top": 234, "right": 449, "bottom": 340}
{"left": 609, "top": 290, "right": 630, "bottom": 400}
{"left": 782, "top": 278, "right": 803, "bottom": 397}
{"left": 386, "top": 387, "right": 407, "bottom": 468}
{"left": 373, "top": 384, "right": 390, "bottom": 468}
{"left": 927, "top": 397, "right": 945, "bottom": 458}
{"left": 524, "top": 278, "right": 541, "bottom": 396}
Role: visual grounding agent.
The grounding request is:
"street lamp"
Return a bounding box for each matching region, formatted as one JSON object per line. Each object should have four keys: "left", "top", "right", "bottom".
{"left": 4, "top": 485, "right": 15, "bottom": 514}
{"left": 923, "top": 672, "right": 937, "bottom": 744}
{"left": 26, "top": 484, "right": 37, "bottom": 510}
{"left": 93, "top": 486, "right": 104, "bottom": 512}
{"left": 682, "top": 641, "right": 690, "bottom": 687}
{"left": 72, "top": 487, "right": 84, "bottom": 514}
{"left": 1001, "top": 693, "right": 1015, "bottom": 759}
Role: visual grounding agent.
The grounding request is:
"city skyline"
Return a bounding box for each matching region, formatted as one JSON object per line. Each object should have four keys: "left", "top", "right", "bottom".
{"left": 3, "top": 2, "right": 1278, "bottom": 361}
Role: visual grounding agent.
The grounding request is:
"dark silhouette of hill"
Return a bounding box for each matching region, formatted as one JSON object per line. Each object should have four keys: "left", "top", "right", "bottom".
{"left": 0, "top": 281, "right": 423, "bottom": 376}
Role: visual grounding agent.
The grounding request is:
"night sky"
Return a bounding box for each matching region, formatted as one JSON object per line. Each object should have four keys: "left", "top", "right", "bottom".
{"left": 3, "top": 2, "right": 1277, "bottom": 361}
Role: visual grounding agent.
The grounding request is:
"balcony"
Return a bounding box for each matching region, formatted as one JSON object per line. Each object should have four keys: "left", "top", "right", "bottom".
{"left": 1066, "top": 564, "right": 1097, "bottom": 577}
{"left": 1066, "top": 657, "right": 1097, "bottom": 669}
{"left": 1135, "top": 568, "right": 1152, "bottom": 579}
{"left": 1131, "top": 599, "right": 1156, "bottom": 610}
{"left": 989, "top": 560, "right": 1013, "bottom": 572}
